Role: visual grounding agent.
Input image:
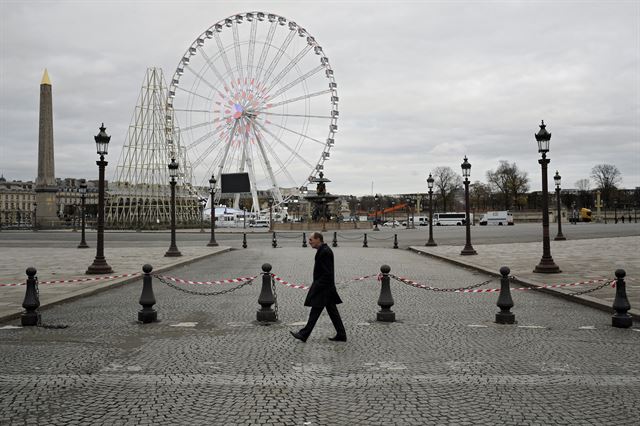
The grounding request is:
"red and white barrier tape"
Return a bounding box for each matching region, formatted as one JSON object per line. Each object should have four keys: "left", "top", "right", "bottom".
{"left": 0, "top": 272, "right": 141, "bottom": 288}
{"left": 270, "top": 273, "right": 378, "bottom": 290}
{"left": 271, "top": 275, "right": 309, "bottom": 290}
{"left": 156, "top": 275, "right": 258, "bottom": 286}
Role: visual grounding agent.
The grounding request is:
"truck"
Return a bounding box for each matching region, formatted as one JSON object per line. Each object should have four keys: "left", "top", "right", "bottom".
{"left": 479, "top": 211, "right": 513, "bottom": 226}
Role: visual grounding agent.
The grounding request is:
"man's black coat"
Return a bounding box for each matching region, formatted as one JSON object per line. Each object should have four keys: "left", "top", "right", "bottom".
{"left": 304, "top": 243, "right": 343, "bottom": 307}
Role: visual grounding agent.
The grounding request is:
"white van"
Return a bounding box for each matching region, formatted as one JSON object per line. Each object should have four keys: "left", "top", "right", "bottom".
{"left": 479, "top": 211, "right": 513, "bottom": 226}
{"left": 249, "top": 219, "right": 270, "bottom": 228}
{"left": 433, "top": 212, "right": 471, "bottom": 226}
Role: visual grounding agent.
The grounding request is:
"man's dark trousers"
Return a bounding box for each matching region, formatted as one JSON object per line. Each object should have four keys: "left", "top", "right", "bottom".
{"left": 299, "top": 304, "right": 345, "bottom": 339}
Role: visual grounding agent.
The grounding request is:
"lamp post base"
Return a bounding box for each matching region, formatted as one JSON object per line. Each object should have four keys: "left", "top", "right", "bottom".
{"left": 164, "top": 248, "right": 182, "bottom": 257}
{"left": 86, "top": 257, "right": 113, "bottom": 275}
{"left": 425, "top": 239, "right": 437, "bottom": 247}
{"left": 554, "top": 234, "right": 566, "bottom": 241}
{"left": 533, "top": 258, "right": 561, "bottom": 273}
{"left": 460, "top": 245, "right": 477, "bottom": 256}
{"left": 77, "top": 242, "right": 89, "bottom": 249}
{"left": 207, "top": 240, "right": 219, "bottom": 247}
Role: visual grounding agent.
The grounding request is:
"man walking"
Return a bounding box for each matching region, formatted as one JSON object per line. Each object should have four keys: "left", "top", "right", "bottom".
{"left": 290, "top": 232, "right": 347, "bottom": 342}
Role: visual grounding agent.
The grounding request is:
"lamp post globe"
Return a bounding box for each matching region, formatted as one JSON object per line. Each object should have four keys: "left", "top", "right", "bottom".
{"left": 553, "top": 171, "right": 566, "bottom": 240}
{"left": 460, "top": 156, "right": 477, "bottom": 255}
{"left": 164, "top": 158, "right": 182, "bottom": 257}
{"left": 425, "top": 173, "right": 437, "bottom": 246}
{"left": 534, "top": 120, "right": 561, "bottom": 273}
{"left": 77, "top": 181, "right": 89, "bottom": 248}
{"left": 86, "top": 124, "right": 113, "bottom": 274}
{"left": 207, "top": 175, "right": 218, "bottom": 246}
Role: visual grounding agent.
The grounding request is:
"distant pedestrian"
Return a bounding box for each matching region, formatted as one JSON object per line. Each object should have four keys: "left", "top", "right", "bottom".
{"left": 290, "top": 232, "right": 346, "bottom": 343}
{"left": 629, "top": 214, "right": 632, "bottom": 223}
{"left": 621, "top": 215, "right": 625, "bottom": 223}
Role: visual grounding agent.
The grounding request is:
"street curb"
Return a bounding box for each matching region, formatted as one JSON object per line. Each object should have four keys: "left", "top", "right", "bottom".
{"left": 408, "top": 247, "right": 640, "bottom": 322}
{"left": 0, "top": 247, "right": 232, "bottom": 324}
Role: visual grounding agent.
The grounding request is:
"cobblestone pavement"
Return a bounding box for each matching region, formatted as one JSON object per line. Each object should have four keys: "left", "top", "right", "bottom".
{"left": 1, "top": 247, "right": 639, "bottom": 425}
{"left": 410, "top": 236, "right": 640, "bottom": 319}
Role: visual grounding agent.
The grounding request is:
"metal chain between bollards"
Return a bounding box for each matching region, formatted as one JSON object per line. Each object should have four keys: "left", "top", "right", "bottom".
{"left": 368, "top": 234, "right": 395, "bottom": 241}
{"left": 567, "top": 279, "right": 615, "bottom": 296}
{"left": 390, "top": 274, "right": 494, "bottom": 292}
{"left": 276, "top": 232, "right": 304, "bottom": 239}
{"left": 155, "top": 275, "right": 255, "bottom": 296}
{"left": 337, "top": 233, "right": 365, "bottom": 240}
{"left": 271, "top": 275, "right": 279, "bottom": 320}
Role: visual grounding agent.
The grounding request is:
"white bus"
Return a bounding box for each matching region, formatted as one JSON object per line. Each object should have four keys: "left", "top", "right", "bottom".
{"left": 433, "top": 212, "right": 472, "bottom": 226}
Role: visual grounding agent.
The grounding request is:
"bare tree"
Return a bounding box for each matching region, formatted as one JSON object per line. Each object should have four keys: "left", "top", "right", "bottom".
{"left": 470, "top": 181, "right": 491, "bottom": 211}
{"left": 486, "top": 161, "right": 529, "bottom": 210}
{"left": 575, "top": 178, "right": 590, "bottom": 192}
{"left": 591, "top": 164, "right": 622, "bottom": 205}
{"left": 432, "top": 166, "right": 462, "bottom": 212}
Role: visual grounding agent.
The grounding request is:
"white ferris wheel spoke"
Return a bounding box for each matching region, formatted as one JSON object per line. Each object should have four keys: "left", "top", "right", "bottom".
{"left": 259, "top": 111, "right": 332, "bottom": 119}
{"left": 253, "top": 89, "right": 332, "bottom": 111}
{"left": 186, "top": 124, "right": 229, "bottom": 150}
{"left": 232, "top": 21, "right": 244, "bottom": 82}
{"left": 175, "top": 84, "right": 213, "bottom": 102}
{"left": 197, "top": 47, "right": 228, "bottom": 93}
{"left": 263, "top": 45, "right": 313, "bottom": 96}
{"left": 263, "top": 119, "right": 327, "bottom": 146}
{"left": 213, "top": 31, "right": 236, "bottom": 83}
{"left": 247, "top": 18, "right": 258, "bottom": 82}
{"left": 251, "top": 119, "right": 315, "bottom": 169}
{"left": 261, "top": 30, "right": 297, "bottom": 87}
{"left": 251, "top": 123, "right": 283, "bottom": 202}
{"left": 182, "top": 66, "right": 220, "bottom": 97}
{"left": 216, "top": 119, "right": 240, "bottom": 184}
{"left": 259, "top": 132, "right": 298, "bottom": 188}
{"left": 267, "top": 65, "right": 325, "bottom": 100}
{"left": 254, "top": 22, "right": 277, "bottom": 83}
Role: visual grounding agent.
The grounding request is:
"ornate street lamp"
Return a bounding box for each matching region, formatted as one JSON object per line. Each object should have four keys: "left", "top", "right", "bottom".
{"left": 425, "top": 173, "right": 437, "bottom": 246}
{"left": 268, "top": 197, "right": 274, "bottom": 231}
{"left": 86, "top": 124, "right": 113, "bottom": 274}
{"left": 533, "top": 120, "right": 561, "bottom": 273}
{"left": 553, "top": 171, "right": 566, "bottom": 240}
{"left": 373, "top": 194, "right": 380, "bottom": 231}
{"left": 460, "top": 156, "right": 477, "bottom": 255}
{"left": 164, "top": 158, "right": 182, "bottom": 257}
{"left": 78, "top": 181, "right": 89, "bottom": 248}
{"left": 207, "top": 175, "right": 218, "bottom": 246}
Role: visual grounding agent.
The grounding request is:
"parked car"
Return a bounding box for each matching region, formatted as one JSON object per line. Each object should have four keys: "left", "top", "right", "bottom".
{"left": 382, "top": 220, "right": 402, "bottom": 227}
{"left": 249, "top": 219, "right": 269, "bottom": 228}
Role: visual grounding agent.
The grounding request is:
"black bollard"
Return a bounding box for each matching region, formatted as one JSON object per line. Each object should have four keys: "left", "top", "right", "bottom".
{"left": 21, "top": 267, "right": 40, "bottom": 326}
{"left": 272, "top": 232, "right": 278, "bottom": 248}
{"left": 612, "top": 269, "right": 632, "bottom": 328}
{"left": 377, "top": 265, "right": 395, "bottom": 322}
{"left": 332, "top": 231, "right": 338, "bottom": 248}
{"left": 257, "top": 263, "right": 277, "bottom": 322}
{"left": 302, "top": 232, "right": 307, "bottom": 248}
{"left": 138, "top": 264, "right": 157, "bottom": 324}
{"left": 242, "top": 233, "right": 247, "bottom": 249}
{"left": 393, "top": 234, "right": 398, "bottom": 249}
{"left": 363, "top": 233, "right": 368, "bottom": 248}
{"left": 495, "top": 266, "right": 515, "bottom": 324}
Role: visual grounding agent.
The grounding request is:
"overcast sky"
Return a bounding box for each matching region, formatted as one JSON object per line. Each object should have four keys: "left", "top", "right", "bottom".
{"left": 0, "top": 0, "right": 638, "bottom": 196}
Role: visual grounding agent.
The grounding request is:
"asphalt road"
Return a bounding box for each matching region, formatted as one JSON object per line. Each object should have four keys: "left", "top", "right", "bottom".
{"left": 1, "top": 222, "right": 639, "bottom": 249}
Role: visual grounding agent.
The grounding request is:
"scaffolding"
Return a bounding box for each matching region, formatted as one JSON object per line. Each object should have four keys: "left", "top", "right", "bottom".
{"left": 107, "top": 68, "right": 200, "bottom": 228}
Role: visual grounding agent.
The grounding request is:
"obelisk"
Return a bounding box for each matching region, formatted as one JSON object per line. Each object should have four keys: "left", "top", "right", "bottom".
{"left": 35, "top": 69, "right": 60, "bottom": 228}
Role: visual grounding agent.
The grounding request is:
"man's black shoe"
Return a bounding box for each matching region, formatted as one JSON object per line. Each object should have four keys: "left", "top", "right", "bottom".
{"left": 290, "top": 331, "right": 307, "bottom": 342}
{"left": 328, "top": 335, "right": 347, "bottom": 342}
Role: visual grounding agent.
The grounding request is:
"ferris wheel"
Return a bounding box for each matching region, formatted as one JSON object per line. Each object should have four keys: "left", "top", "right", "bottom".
{"left": 166, "top": 11, "right": 338, "bottom": 211}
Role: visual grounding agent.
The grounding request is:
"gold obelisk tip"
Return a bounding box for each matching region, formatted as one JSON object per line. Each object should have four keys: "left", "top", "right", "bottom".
{"left": 41, "top": 68, "right": 51, "bottom": 85}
